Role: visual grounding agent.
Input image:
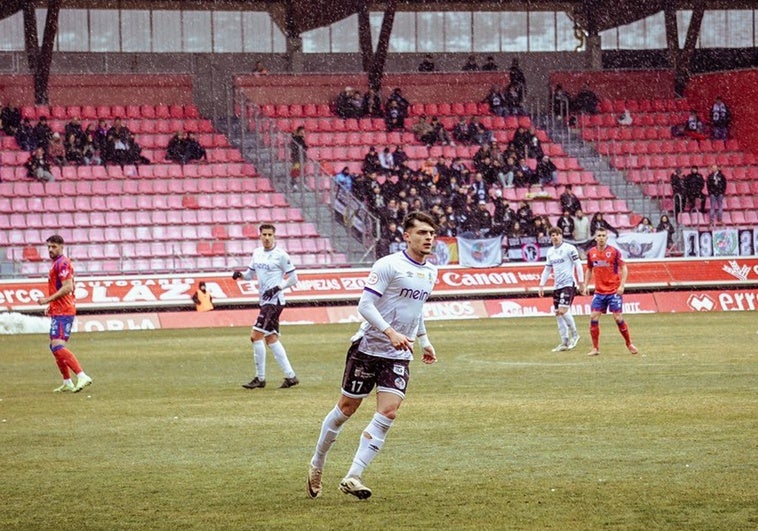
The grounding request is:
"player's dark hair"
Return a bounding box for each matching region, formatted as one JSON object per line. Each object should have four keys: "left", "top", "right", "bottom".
{"left": 46, "top": 234, "right": 64, "bottom": 244}
{"left": 403, "top": 211, "right": 437, "bottom": 232}
{"left": 259, "top": 223, "right": 276, "bottom": 233}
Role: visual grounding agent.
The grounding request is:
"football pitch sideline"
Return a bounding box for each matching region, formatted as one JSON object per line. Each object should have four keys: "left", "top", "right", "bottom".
{"left": 1, "top": 312, "right": 756, "bottom": 530}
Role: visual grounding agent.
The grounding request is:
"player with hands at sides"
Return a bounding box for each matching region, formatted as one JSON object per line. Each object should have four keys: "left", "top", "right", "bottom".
{"left": 307, "top": 211, "right": 438, "bottom": 501}
{"left": 582, "top": 227, "right": 638, "bottom": 356}
{"left": 231, "top": 223, "right": 300, "bottom": 389}
{"left": 538, "top": 227, "right": 584, "bottom": 352}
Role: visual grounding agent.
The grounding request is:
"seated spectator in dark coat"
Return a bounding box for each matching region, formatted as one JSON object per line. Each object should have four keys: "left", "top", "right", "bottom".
{"left": 25, "top": 146, "right": 54, "bottom": 182}
{"left": 33, "top": 116, "right": 53, "bottom": 151}
{"left": 559, "top": 184, "right": 582, "bottom": 215}
{"left": 384, "top": 101, "right": 405, "bottom": 132}
{"left": 461, "top": 55, "right": 479, "bottom": 71}
{"left": 166, "top": 131, "right": 188, "bottom": 163}
{"left": 362, "top": 146, "right": 382, "bottom": 174}
{"left": 1, "top": 102, "right": 21, "bottom": 136}
{"left": 573, "top": 83, "right": 599, "bottom": 114}
{"left": 452, "top": 117, "right": 471, "bottom": 145}
{"left": 535, "top": 155, "right": 558, "bottom": 186}
{"left": 386, "top": 88, "right": 409, "bottom": 118}
{"left": 362, "top": 89, "right": 383, "bottom": 118}
{"left": 64, "top": 132, "right": 85, "bottom": 166}
{"left": 590, "top": 212, "right": 619, "bottom": 237}
{"left": 15, "top": 117, "right": 36, "bottom": 151}
{"left": 483, "top": 86, "right": 507, "bottom": 117}
{"left": 482, "top": 56, "right": 498, "bottom": 71}
{"left": 185, "top": 132, "right": 207, "bottom": 162}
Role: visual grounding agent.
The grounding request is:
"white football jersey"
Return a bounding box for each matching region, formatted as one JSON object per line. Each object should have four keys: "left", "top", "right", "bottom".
{"left": 542, "top": 242, "right": 583, "bottom": 289}
{"left": 355, "top": 250, "right": 437, "bottom": 360}
{"left": 245, "top": 245, "right": 296, "bottom": 305}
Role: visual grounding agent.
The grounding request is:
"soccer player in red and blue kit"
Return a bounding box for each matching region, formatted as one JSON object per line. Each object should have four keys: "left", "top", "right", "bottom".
{"left": 35, "top": 234, "right": 93, "bottom": 393}
{"left": 581, "top": 227, "right": 638, "bottom": 356}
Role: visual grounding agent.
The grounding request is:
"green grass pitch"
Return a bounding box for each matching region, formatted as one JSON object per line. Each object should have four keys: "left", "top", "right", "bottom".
{"left": 1, "top": 312, "right": 756, "bottom": 530}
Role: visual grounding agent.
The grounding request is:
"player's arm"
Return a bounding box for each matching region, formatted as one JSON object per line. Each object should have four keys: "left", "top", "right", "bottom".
{"left": 416, "top": 317, "right": 437, "bottom": 364}
{"left": 573, "top": 256, "right": 585, "bottom": 293}
{"left": 617, "top": 263, "right": 628, "bottom": 295}
{"left": 262, "top": 269, "right": 298, "bottom": 300}
{"left": 582, "top": 266, "right": 593, "bottom": 296}
{"left": 36, "top": 278, "right": 73, "bottom": 306}
{"left": 357, "top": 290, "right": 414, "bottom": 351}
{"left": 538, "top": 265, "right": 551, "bottom": 297}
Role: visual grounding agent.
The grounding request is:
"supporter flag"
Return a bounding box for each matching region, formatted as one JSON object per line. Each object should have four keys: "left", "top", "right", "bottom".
{"left": 457, "top": 236, "right": 502, "bottom": 268}
{"left": 608, "top": 231, "right": 668, "bottom": 259}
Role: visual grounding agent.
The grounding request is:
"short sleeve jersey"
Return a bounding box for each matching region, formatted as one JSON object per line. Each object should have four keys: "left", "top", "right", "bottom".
{"left": 356, "top": 250, "right": 437, "bottom": 360}
{"left": 586, "top": 245, "right": 624, "bottom": 295}
{"left": 48, "top": 255, "right": 76, "bottom": 316}
{"left": 246, "top": 246, "right": 295, "bottom": 305}
{"left": 543, "top": 242, "right": 582, "bottom": 289}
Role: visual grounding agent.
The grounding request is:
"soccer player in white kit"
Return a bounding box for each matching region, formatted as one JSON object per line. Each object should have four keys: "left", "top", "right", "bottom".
{"left": 232, "top": 223, "right": 299, "bottom": 389}
{"left": 307, "top": 212, "right": 439, "bottom": 500}
{"left": 538, "top": 226, "right": 585, "bottom": 351}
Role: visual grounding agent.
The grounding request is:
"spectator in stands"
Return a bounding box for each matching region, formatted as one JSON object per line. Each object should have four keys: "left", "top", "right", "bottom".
{"left": 81, "top": 132, "right": 101, "bottom": 166}
{"left": 684, "top": 166, "right": 706, "bottom": 214}
{"left": 290, "top": 125, "right": 307, "bottom": 164}
{"left": 535, "top": 155, "right": 558, "bottom": 187}
{"left": 362, "top": 88, "right": 383, "bottom": 118}
{"left": 572, "top": 209, "right": 591, "bottom": 242}
{"left": 253, "top": 61, "right": 268, "bottom": 75}
{"left": 348, "top": 90, "right": 365, "bottom": 118}
{"left": 418, "top": 54, "right": 435, "bottom": 72}
{"left": 504, "top": 83, "right": 526, "bottom": 116}
{"left": 492, "top": 197, "right": 516, "bottom": 235}
{"left": 392, "top": 145, "right": 410, "bottom": 172}
{"left": 710, "top": 97, "right": 730, "bottom": 140}
{"left": 386, "top": 87, "right": 409, "bottom": 118}
{"left": 552, "top": 85, "right": 571, "bottom": 119}
{"left": 670, "top": 167, "right": 685, "bottom": 219}
{"left": 482, "top": 56, "right": 498, "bottom": 71}
{"left": 379, "top": 147, "right": 395, "bottom": 174}
{"left": 166, "top": 130, "right": 189, "bottom": 164}
{"left": 706, "top": 164, "right": 727, "bottom": 225}
{"left": 573, "top": 83, "right": 599, "bottom": 114}
{"left": 1, "top": 101, "right": 21, "bottom": 136}
{"left": 412, "top": 115, "right": 437, "bottom": 146}
{"left": 384, "top": 100, "right": 406, "bottom": 132}
{"left": 25, "top": 146, "right": 54, "bottom": 182}
{"left": 467, "top": 116, "right": 493, "bottom": 145}
{"left": 468, "top": 200, "right": 494, "bottom": 237}
{"left": 560, "top": 184, "right": 582, "bottom": 215}
{"left": 185, "top": 132, "right": 207, "bottom": 162}
{"left": 590, "top": 212, "right": 618, "bottom": 237}
{"left": 526, "top": 127, "right": 544, "bottom": 160}
{"left": 334, "top": 166, "right": 353, "bottom": 193}
{"left": 517, "top": 157, "right": 536, "bottom": 187}
{"left": 64, "top": 132, "right": 85, "bottom": 166}
{"left": 461, "top": 55, "right": 479, "bottom": 71}
{"left": 509, "top": 58, "right": 526, "bottom": 99}
{"left": 499, "top": 154, "right": 518, "bottom": 188}
{"left": 483, "top": 85, "right": 507, "bottom": 117}
{"left": 362, "top": 146, "right": 382, "bottom": 174}
{"left": 635, "top": 216, "right": 655, "bottom": 233}
{"left": 47, "top": 133, "right": 66, "bottom": 168}
{"left": 336, "top": 87, "right": 357, "bottom": 119}
{"left": 556, "top": 209, "right": 575, "bottom": 239}
{"left": 676, "top": 110, "right": 706, "bottom": 140}
{"left": 617, "top": 109, "right": 633, "bottom": 126}
{"left": 516, "top": 200, "right": 534, "bottom": 229}
{"left": 452, "top": 117, "right": 471, "bottom": 144}
{"left": 104, "top": 117, "right": 132, "bottom": 166}
{"left": 15, "top": 117, "right": 36, "bottom": 151}
{"left": 430, "top": 116, "right": 453, "bottom": 146}
{"left": 507, "top": 221, "right": 527, "bottom": 239}
{"left": 529, "top": 215, "right": 551, "bottom": 239}
{"left": 64, "top": 116, "right": 85, "bottom": 146}
{"left": 656, "top": 214, "right": 676, "bottom": 250}
{"left": 93, "top": 118, "right": 109, "bottom": 154}
{"left": 510, "top": 126, "right": 531, "bottom": 159}
{"left": 33, "top": 116, "right": 53, "bottom": 151}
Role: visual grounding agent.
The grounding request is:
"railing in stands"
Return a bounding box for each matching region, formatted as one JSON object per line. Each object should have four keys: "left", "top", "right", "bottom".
{"left": 233, "top": 91, "right": 380, "bottom": 267}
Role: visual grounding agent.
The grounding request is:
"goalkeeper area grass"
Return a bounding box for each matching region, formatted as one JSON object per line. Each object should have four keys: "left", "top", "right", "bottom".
{"left": 1, "top": 312, "right": 756, "bottom": 530}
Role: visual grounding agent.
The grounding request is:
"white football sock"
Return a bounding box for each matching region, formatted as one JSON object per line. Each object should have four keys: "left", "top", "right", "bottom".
{"left": 564, "top": 312, "right": 577, "bottom": 336}
{"left": 269, "top": 340, "right": 295, "bottom": 378}
{"left": 346, "top": 412, "right": 393, "bottom": 479}
{"left": 556, "top": 315, "right": 568, "bottom": 343}
{"left": 252, "top": 340, "right": 266, "bottom": 380}
{"left": 311, "top": 405, "right": 351, "bottom": 469}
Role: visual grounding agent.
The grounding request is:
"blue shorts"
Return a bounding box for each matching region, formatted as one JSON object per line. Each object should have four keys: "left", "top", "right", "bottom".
{"left": 591, "top": 293, "right": 623, "bottom": 314}
{"left": 49, "top": 315, "right": 75, "bottom": 341}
